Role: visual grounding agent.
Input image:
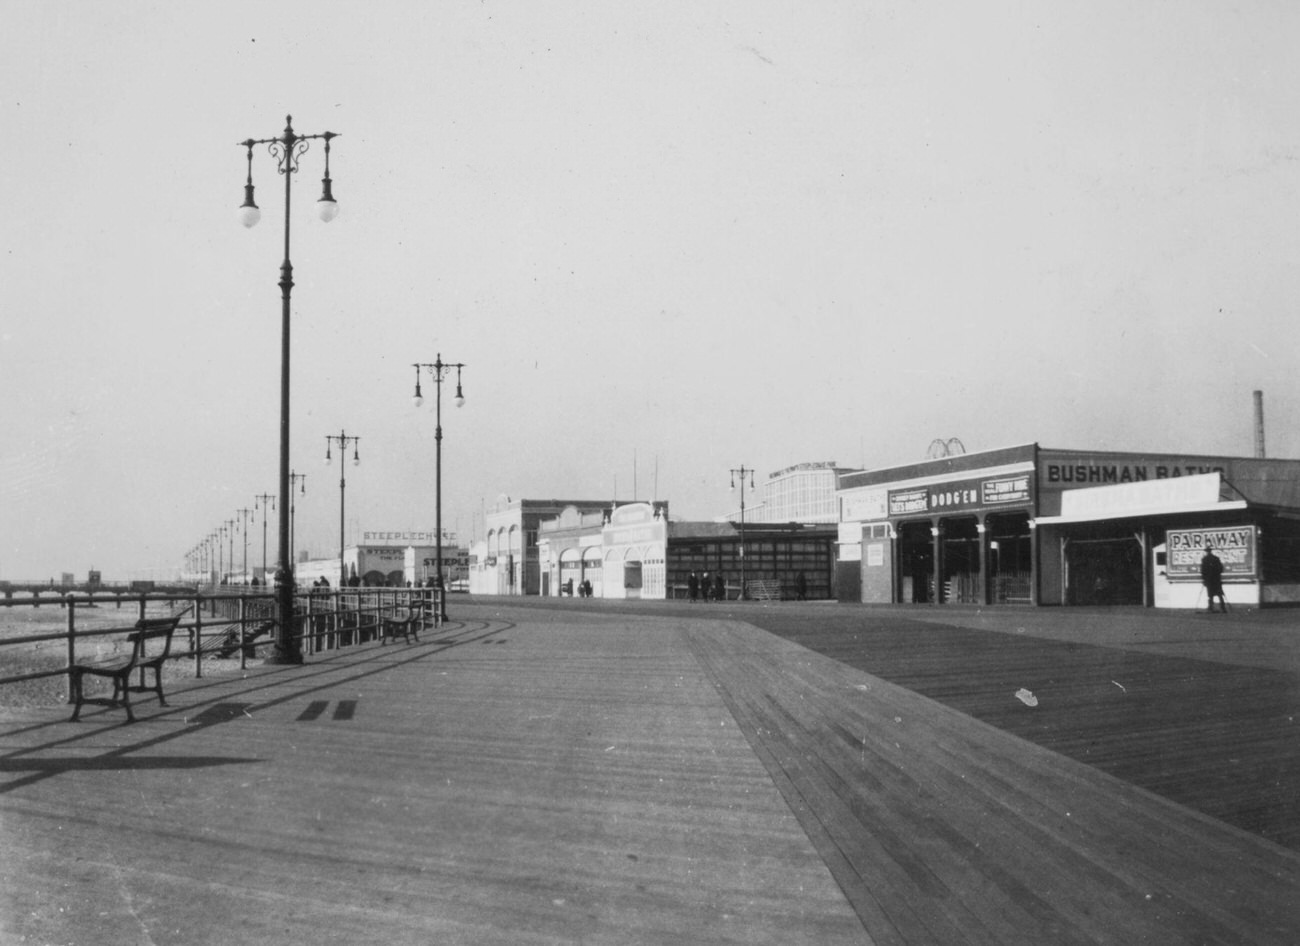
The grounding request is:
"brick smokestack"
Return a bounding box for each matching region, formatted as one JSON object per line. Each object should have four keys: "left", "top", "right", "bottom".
{"left": 1254, "top": 389, "right": 1266, "bottom": 458}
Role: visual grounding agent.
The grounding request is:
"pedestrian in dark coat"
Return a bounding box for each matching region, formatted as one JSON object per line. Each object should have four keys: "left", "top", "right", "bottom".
{"left": 688, "top": 571, "right": 699, "bottom": 602}
{"left": 714, "top": 572, "right": 725, "bottom": 602}
{"left": 700, "top": 571, "right": 710, "bottom": 602}
{"left": 1200, "top": 545, "right": 1226, "bottom": 612}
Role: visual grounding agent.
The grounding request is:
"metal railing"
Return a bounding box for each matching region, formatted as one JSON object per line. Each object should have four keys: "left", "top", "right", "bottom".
{"left": 0, "top": 586, "right": 442, "bottom": 703}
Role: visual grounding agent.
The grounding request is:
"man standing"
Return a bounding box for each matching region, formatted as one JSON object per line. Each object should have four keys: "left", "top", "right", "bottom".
{"left": 1200, "top": 544, "right": 1227, "bottom": 613}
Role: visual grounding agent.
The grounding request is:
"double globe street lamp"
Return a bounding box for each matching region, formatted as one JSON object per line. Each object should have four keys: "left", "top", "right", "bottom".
{"left": 238, "top": 115, "right": 340, "bottom": 663}
{"left": 730, "top": 465, "right": 755, "bottom": 600}
{"left": 325, "top": 432, "right": 361, "bottom": 588}
{"left": 413, "top": 356, "right": 465, "bottom": 622}
{"left": 255, "top": 493, "right": 276, "bottom": 585}
{"left": 289, "top": 471, "right": 307, "bottom": 568}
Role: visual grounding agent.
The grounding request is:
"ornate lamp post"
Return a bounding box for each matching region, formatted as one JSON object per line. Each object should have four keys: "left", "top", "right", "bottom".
{"left": 226, "top": 519, "right": 237, "bottom": 585}
{"left": 730, "top": 465, "right": 755, "bottom": 600}
{"left": 413, "top": 356, "right": 465, "bottom": 621}
{"left": 255, "top": 493, "right": 276, "bottom": 583}
{"left": 238, "top": 114, "right": 340, "bottom": 663}
{"left": 215, "top": 527, "right": 226, "bottom": 585}
{"left": 289, "top": 471, "right": 307, "bottom": 567}
{"left": 236, "top": 508, "right": 253, "bottom": 585}
{"left": 325, "top": 431, "right": 361, "bottom": 587}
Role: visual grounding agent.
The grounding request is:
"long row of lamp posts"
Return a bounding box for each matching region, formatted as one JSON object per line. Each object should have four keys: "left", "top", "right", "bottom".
{"left": 186, "top": 487, "right": 285, "bottom": 586}
{"left": 233, "top": 112, "right": 467, "bottom": 657}
{"left": 235, "top": 114, "right": 469, "bottom": 658}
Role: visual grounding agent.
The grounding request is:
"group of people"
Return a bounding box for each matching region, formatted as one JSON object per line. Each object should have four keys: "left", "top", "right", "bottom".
{"left": 687, "top": 571, "right": 726, "bottom": 602}
{"left": 562, "top": 578, "right": 594, "bottom": 597}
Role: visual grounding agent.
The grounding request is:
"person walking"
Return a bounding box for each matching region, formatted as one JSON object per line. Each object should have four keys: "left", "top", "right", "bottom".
{"left": 688, "top": 571, "right": 699, "bottom": 602}
{"left": 700, "top": 571, "right": 710, "bottom": 602}
{"left": 714, "top": 571, "right": 726, "bottom": 603}
{"left": 1201, "top": 544, "right": 1227, "bottom": 612}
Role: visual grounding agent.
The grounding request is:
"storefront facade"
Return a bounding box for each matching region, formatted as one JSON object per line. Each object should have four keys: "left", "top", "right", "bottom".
{"left": 839, "top": 444, "right": 1300, "bottom": 608}
{"left": 601, "top": 502, "right": 669, "bottom": 599}
{"left": 839, "top": 445, "right": 1036, "bottom": 605}
{"left": 536, "top": 505, "right": 614, "bottom": 597}
{"left": 533, "top": 502, "right": 837, "bottom": 600}
{"left": 476, "top": 499, "right": 616, "bottom": 596}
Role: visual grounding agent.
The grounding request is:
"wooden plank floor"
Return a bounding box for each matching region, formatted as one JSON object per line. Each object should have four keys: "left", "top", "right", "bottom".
{"left": 1, "top": 600, "right": 1296, "bottom": 945}
{"left": 684, "top": 617, "right": 1299, "bottom": 946}
{"left": 0, "top": 610, "right": 866, "bottom": 946}
{"left": 736, "top": 606, "right": 1300, "bottom": 851}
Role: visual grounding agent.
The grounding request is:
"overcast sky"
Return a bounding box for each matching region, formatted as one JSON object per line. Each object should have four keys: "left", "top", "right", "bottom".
{"left": 3, "top": 1, "right": 1299, "bottom": 580}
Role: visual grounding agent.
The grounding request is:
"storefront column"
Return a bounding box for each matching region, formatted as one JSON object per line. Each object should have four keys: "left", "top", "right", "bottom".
{"left": 931, "top": 521, "right": 943, "bottom": 605}
{"left": 1028, "top": 519, "right": 1039, "bottom": 605}
{"left": 890, "top": 525, "right": 900, "bottom": 604}
{"left": 976, "top": 518, "right": 989, "bottom": 605}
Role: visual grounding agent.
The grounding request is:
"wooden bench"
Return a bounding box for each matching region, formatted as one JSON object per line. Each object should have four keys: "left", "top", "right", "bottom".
{"left": 380, "top": 606, "right": 421, "bottom": 645}
{"left": 214, "top": 620, "right": 275, "bottom": 659}
{"left": 69, "top": 616, "right": 181, "bottom": 723}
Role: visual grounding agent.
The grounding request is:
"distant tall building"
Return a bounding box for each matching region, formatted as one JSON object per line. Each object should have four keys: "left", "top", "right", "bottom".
{"left": 744, "top": 461, "right": 858, "bottom": 524}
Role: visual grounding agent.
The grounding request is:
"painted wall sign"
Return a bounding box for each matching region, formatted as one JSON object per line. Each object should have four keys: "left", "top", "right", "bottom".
{"left": 841, "top": 489, "right": 888, "bottom": 522}
{"left": 1041, "top": 457, "right": 1225, "bottom": 488}
{"left": 887, "top": 476, "right": 1033, "bottom": 518}
{"left": 982, "top": 475, "right": 1031, "bottom": 505}
{"left": 363, "top": 530, "right": 439, "bottom": 544}
{"left": 889, "top": 488, "right": 929, "bottom": 516}
{"left": 1166, "top": 526, "right": 1257, "bottom": 580}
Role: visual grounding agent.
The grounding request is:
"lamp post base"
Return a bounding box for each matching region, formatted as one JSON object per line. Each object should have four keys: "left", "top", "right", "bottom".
{"left": 264, "top": 650, "right": 304, "bottom": 666}
{"left": 265, "top": 567, "right": 303, "bottom": 665}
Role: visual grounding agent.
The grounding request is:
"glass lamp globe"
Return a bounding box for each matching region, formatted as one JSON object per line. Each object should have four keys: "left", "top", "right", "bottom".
{"left": 238, "top": 204, "right": 261, "bottom": 228}
{"left": 318, "top": 198, "right": 340, "bottom": 223}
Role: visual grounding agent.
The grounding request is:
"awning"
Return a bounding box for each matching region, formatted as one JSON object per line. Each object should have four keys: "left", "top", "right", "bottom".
{"left": 1034, "top": 500, "right": 1248, "bottom": 526}
{"left": 1034, "top": 472, "right": 1248, "bottom": 525}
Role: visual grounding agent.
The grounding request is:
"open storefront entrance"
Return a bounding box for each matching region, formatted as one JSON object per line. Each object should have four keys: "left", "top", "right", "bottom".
{"left": 987, "top": 512, "right": 1033, "bottom": 604}
{"left": 895, "top": 521, "right": 933, "bottom": 603}
{"left": 1062, "top": 534, "right": 1146, "bottom": 606}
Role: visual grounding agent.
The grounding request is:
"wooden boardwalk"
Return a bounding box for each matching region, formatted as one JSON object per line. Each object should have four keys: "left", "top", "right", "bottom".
{"left": 685, "top": 618, "right": 1297, "bottom": 945}
{"left": 0, "top": 600, "right": 1296, "bottom": 944}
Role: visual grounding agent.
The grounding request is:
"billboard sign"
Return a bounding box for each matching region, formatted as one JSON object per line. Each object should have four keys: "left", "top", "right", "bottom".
{"left": 1165, "top": 526, "right": 1257, "bottom": 581}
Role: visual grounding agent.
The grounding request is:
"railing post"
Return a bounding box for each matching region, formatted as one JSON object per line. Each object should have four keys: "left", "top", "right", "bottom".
{"left": 194, "top": 594, "right": 204, "bottom": 678}
{"left": 238, "top": 594, "right": 248, "bottom": 670}
{"left": 64, "top": 597, "right": 76, "bottom": 703}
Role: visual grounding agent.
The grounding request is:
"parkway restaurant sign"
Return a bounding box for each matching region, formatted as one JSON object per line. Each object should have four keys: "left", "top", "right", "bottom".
{"left": 1165, "top": 526, "right": 1257, "bottom": 580}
